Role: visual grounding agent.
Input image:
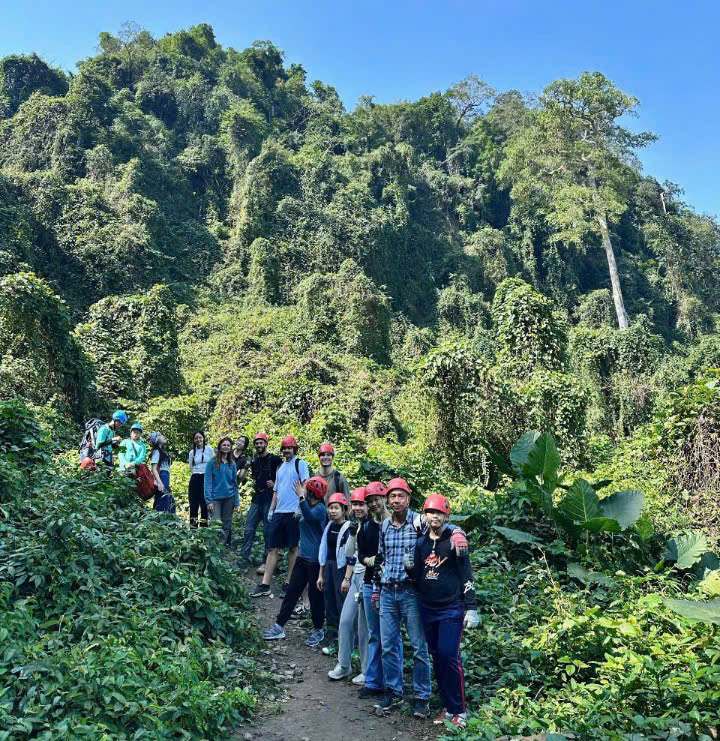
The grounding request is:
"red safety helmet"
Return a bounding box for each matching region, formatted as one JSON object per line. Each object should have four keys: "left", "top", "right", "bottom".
{"left": 350, "top": 487, "right": 367, "bottom": 503}
{"left": 423, "top": 493, "right": 451, "bottom": 516}
{"left": 364, "top": 481, "right": 387, "bottom": 498}
{"left": 305, "top": 476, "right": 328, "bottom": 500}
{"left": 318, "top": 442, "right": 335, "bottom": 456}
{"left": 327, "top": 492, "right": 349, "bottom": 507}
{"left": 254, "top": 432, "right": 269, "bottom": 443}
{"left": 386, "top": 477, "right": 412, "bottom": 496}
{"left": 281, "top": 435, "right": 299, "bottom": 449}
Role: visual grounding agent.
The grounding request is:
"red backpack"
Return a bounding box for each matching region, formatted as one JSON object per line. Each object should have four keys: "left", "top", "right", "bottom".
{"left": 136, "top": 464, "right": 155, "bottom": 501}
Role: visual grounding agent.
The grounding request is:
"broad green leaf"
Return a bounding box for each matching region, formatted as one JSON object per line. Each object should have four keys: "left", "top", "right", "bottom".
{"left": 694, "top": 552, "right": 720, "bottom": 580}
{"left": 557, "top": 479, "right": 599, "bottom": 525}
{"left": 634, "top": 515, "right": 654, "bottom": 542}
{"left": 509, "top": 431, "right": 540, "bottom": 473}
{"left": 525, "top": 480, "right": 554, "bottom": 517}
{"left": 492, "top": 525, "right": 542, "bottom": 545}
{"left": 449, "top": 512, "right": 484, "bottom": 532}
{"left": 583, "top": 516, "right": 621, "bottom": 534}
{"left": 567, "top": 562, "right": 615, "bottom": 587}
{"left": 699, "top": 569, "right": 720, "bottom": 598}
{"left": 598, "top": 490, "right": 644, "bottom": 530}
{"left": 524, "top": 433, "right": 560, "bottom": 492}
{"left": 665, "top": 598, "right": 720, "bottom": 625}
{"left": 664, "top": 531, "right": 708, "bottom": 569}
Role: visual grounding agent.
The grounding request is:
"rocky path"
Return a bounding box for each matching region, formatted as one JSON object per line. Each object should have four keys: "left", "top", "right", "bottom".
{"left": 235, "top": 567, "right": 439, "bottom": 741}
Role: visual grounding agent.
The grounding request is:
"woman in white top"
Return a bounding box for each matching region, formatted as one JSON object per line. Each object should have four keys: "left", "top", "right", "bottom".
{"left": 188, "top": 431, "right": 214, "bottom": 527}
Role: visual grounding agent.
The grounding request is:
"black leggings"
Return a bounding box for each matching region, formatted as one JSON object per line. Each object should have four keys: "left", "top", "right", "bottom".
{"left": 276, "top": 557, "right": 325, "bottom": 630}
{"left": 189, "top": 474, "right": 208, "bottom": 527}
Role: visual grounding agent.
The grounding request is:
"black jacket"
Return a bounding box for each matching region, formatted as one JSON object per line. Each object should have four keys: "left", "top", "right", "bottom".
{"left": 357, "top": 518, "right": 381, "bottom": 585}
{"left": 408, "top": 526, "right": 477, "bottom": 610}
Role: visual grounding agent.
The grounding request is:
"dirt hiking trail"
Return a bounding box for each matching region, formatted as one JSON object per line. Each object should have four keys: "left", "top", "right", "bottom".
{"left": 235, "top": 567, "right": 439, "bottom": 741}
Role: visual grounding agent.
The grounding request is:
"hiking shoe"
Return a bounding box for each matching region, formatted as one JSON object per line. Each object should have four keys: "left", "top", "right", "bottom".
{"left": 256, "top": 564, "right": 266, "bottom": 575}
{"left": 328, "top": 664, "right": 351, "bottom": 680}
{"left": 251, "top": 583, "right": 271, "bottom": 598}
{"left": 262, "top": 623, "right": 286, "bottom": 641}
{"left": 374, "top": 692, "right": 403, "bottom": 712}
{"left": 305, "top": 628, "right": 325, "bottom": 647}
{"left": 292, "top": 603, "right": 307, "bottom": 617}
{"left": 413, "top": 699, "right": 429, "bottom": 718}
{"left": 449, "top": 713, "right": 467, "bottom": 728}
{"left": 352, "top": 673, "right": 365, "bottom": 685}
{"left": 433, "top": 708, "right": 451, "bottom": 725}
{"left": 358, "top": 686, "right": 385, "bottom": 699}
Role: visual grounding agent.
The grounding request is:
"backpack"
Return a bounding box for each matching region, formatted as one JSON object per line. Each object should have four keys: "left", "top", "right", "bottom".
{"left": 294, "top": 457, "right": 310, "bottom": 481}
{"left": 135, "top": 464, "right": 155, "bottom": 501}
{"left": 78, "top": 418, "right": 104, "bottom": 462}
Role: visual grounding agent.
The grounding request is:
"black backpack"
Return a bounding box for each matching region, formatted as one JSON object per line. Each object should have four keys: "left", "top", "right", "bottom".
{"left": 78, "top": 418, "right": 104, "bottom": 462}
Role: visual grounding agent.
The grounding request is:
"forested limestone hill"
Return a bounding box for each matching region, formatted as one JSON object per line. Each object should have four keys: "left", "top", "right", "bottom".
{"left": 1, "top": 22, "right": 720, "bottom": 740}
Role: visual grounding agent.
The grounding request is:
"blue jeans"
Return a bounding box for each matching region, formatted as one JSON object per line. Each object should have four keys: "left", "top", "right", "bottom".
{"left": 379, "top": 584, "right": 431, "bottom": 699}
{"left": 240, "top": 496, "right": 271, "bottom": 561}
{"left": 362, "top": 583, "right": 384, "bottom": 690}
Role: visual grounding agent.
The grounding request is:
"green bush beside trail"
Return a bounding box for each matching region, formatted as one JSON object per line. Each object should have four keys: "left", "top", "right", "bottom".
{"left": 0, "top": 401, "right": 265, "bottom": 739}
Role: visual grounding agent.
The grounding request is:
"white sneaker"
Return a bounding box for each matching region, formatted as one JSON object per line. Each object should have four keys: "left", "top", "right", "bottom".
{"left": 352, "top": 673, "right": 365, "bottom": 685}
{"left": 328, "top": 664, "right": 351, "bottom": 680}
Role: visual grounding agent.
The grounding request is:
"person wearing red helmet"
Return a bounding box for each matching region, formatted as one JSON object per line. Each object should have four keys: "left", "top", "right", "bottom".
{"left": 252, "top": 434, "right": 310, "bottom": 598}
{"left": 405, "top": 494, "right": 478, "bottom": 729}
{"left": 328, "top": 487, "right": 370, "bottom": 682}
{"left": 356, "top": 481, "right": 389, "bottom": 698}
{"left": 315, "top": 442, "right": 350, "bottom": 503}
{"left": 263, "top": 476, "right": 328, "bottom": 644}
{"left": 372, "top": 477, "right": 468, "bottom": 718}
{"left": 239, "top": 432, "right": 282, "bottom": 571}
{"left": 317, "top": 492, "right": 350, "bottom": 649}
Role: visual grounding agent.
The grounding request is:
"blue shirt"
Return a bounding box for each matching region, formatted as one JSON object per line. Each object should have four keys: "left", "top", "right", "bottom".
{"left": 298, "top": 498, "right": 327, "bottom": 562}
{"left": 273, "top": 456, "right": 310, "bottom": 513}
{"left": 204, "top": 459, "right": 239, "bottom": 504}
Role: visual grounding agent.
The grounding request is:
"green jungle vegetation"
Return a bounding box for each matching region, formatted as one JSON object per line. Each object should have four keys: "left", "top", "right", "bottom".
{"left": 1, "top": 21, "right": 720, "bottom": 739}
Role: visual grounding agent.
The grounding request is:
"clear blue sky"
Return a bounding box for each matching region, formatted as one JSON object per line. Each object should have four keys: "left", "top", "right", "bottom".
{"left": 2, "top": 0, "right": 717, "bottom": 216}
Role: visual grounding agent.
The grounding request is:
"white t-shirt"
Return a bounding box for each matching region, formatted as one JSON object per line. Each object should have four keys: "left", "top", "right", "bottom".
{"left": 151, "top": 449, "right": 171, "bottom": 472}
{"left": 188, "top": 445, "right": 215, "bottom": 475}
{"left": 274, "top": 456, "right": 310, "bottom": 513}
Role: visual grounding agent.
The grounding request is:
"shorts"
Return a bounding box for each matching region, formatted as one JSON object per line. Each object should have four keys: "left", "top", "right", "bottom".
{"left": 266, "top": 511, "right": 300, "bottom": 550}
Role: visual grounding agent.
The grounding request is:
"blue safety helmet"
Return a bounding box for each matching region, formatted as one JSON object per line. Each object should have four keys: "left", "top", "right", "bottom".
{"left": 112, "top": 410, "right": 128, "bottom": 424}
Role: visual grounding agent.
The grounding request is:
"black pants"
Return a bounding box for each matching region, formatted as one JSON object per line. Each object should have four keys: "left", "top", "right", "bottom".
{"left": 188, "top": 474, "right": 208, "bottom": 527}
{"left": 276, "top": 557, "right": 325, "bottom": 630}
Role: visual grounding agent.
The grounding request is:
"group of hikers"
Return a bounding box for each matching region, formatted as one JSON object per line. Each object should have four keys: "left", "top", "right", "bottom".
{"left": 79, "top": 411, "right": 479, "bottom": 728}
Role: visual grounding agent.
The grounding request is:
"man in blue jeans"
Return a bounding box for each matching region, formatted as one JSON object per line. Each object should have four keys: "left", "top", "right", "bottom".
{"left": 239, "top": 432, "right": 281, "bottom": 571}
{"left": 372, "top": 477, "right": 468, "bottom": 718}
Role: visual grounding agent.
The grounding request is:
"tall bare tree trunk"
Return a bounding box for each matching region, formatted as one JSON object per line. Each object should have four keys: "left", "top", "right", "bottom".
{"left": 597, "top": 213, "right": 629, "bottom": 329}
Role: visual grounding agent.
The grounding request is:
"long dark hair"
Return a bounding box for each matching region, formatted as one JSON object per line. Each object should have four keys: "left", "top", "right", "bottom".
{"left": 214, "top": 436, "right": 233, "bottom": 467}
{"left": 151, "top": 433, "right": 170, "bottom": 467}
{"left": 191, "top": 431, "right": 207, "bottom": 465}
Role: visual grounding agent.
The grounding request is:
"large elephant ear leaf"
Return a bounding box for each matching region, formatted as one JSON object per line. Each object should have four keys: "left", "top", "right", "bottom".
{"left": 665, "top": 598, "right": 720, "bottom": 625}
{"left": 492, "top": 525, "right": 542, "bottom": 544}
{"left": 664, "top": 531, "right": 708, "bottom": 570}
{"left": 510, "top": 431, "right": 540, "bottom": 473}
{"left": 598, "top": 490, "right": 644, "bottom": 531}
{"left": 557, "top": 479, "right": 599, "bottom": 525}
{"left": 524, "top": 433, "right": 561, "bottom": 492}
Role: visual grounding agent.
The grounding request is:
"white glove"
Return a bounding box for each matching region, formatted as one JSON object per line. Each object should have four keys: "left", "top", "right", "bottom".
{"left": 268, "top": 509, "right": 275, "bottom": 521}
{"left": 463, "top": 610, "right": 480, "bottom": 629}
